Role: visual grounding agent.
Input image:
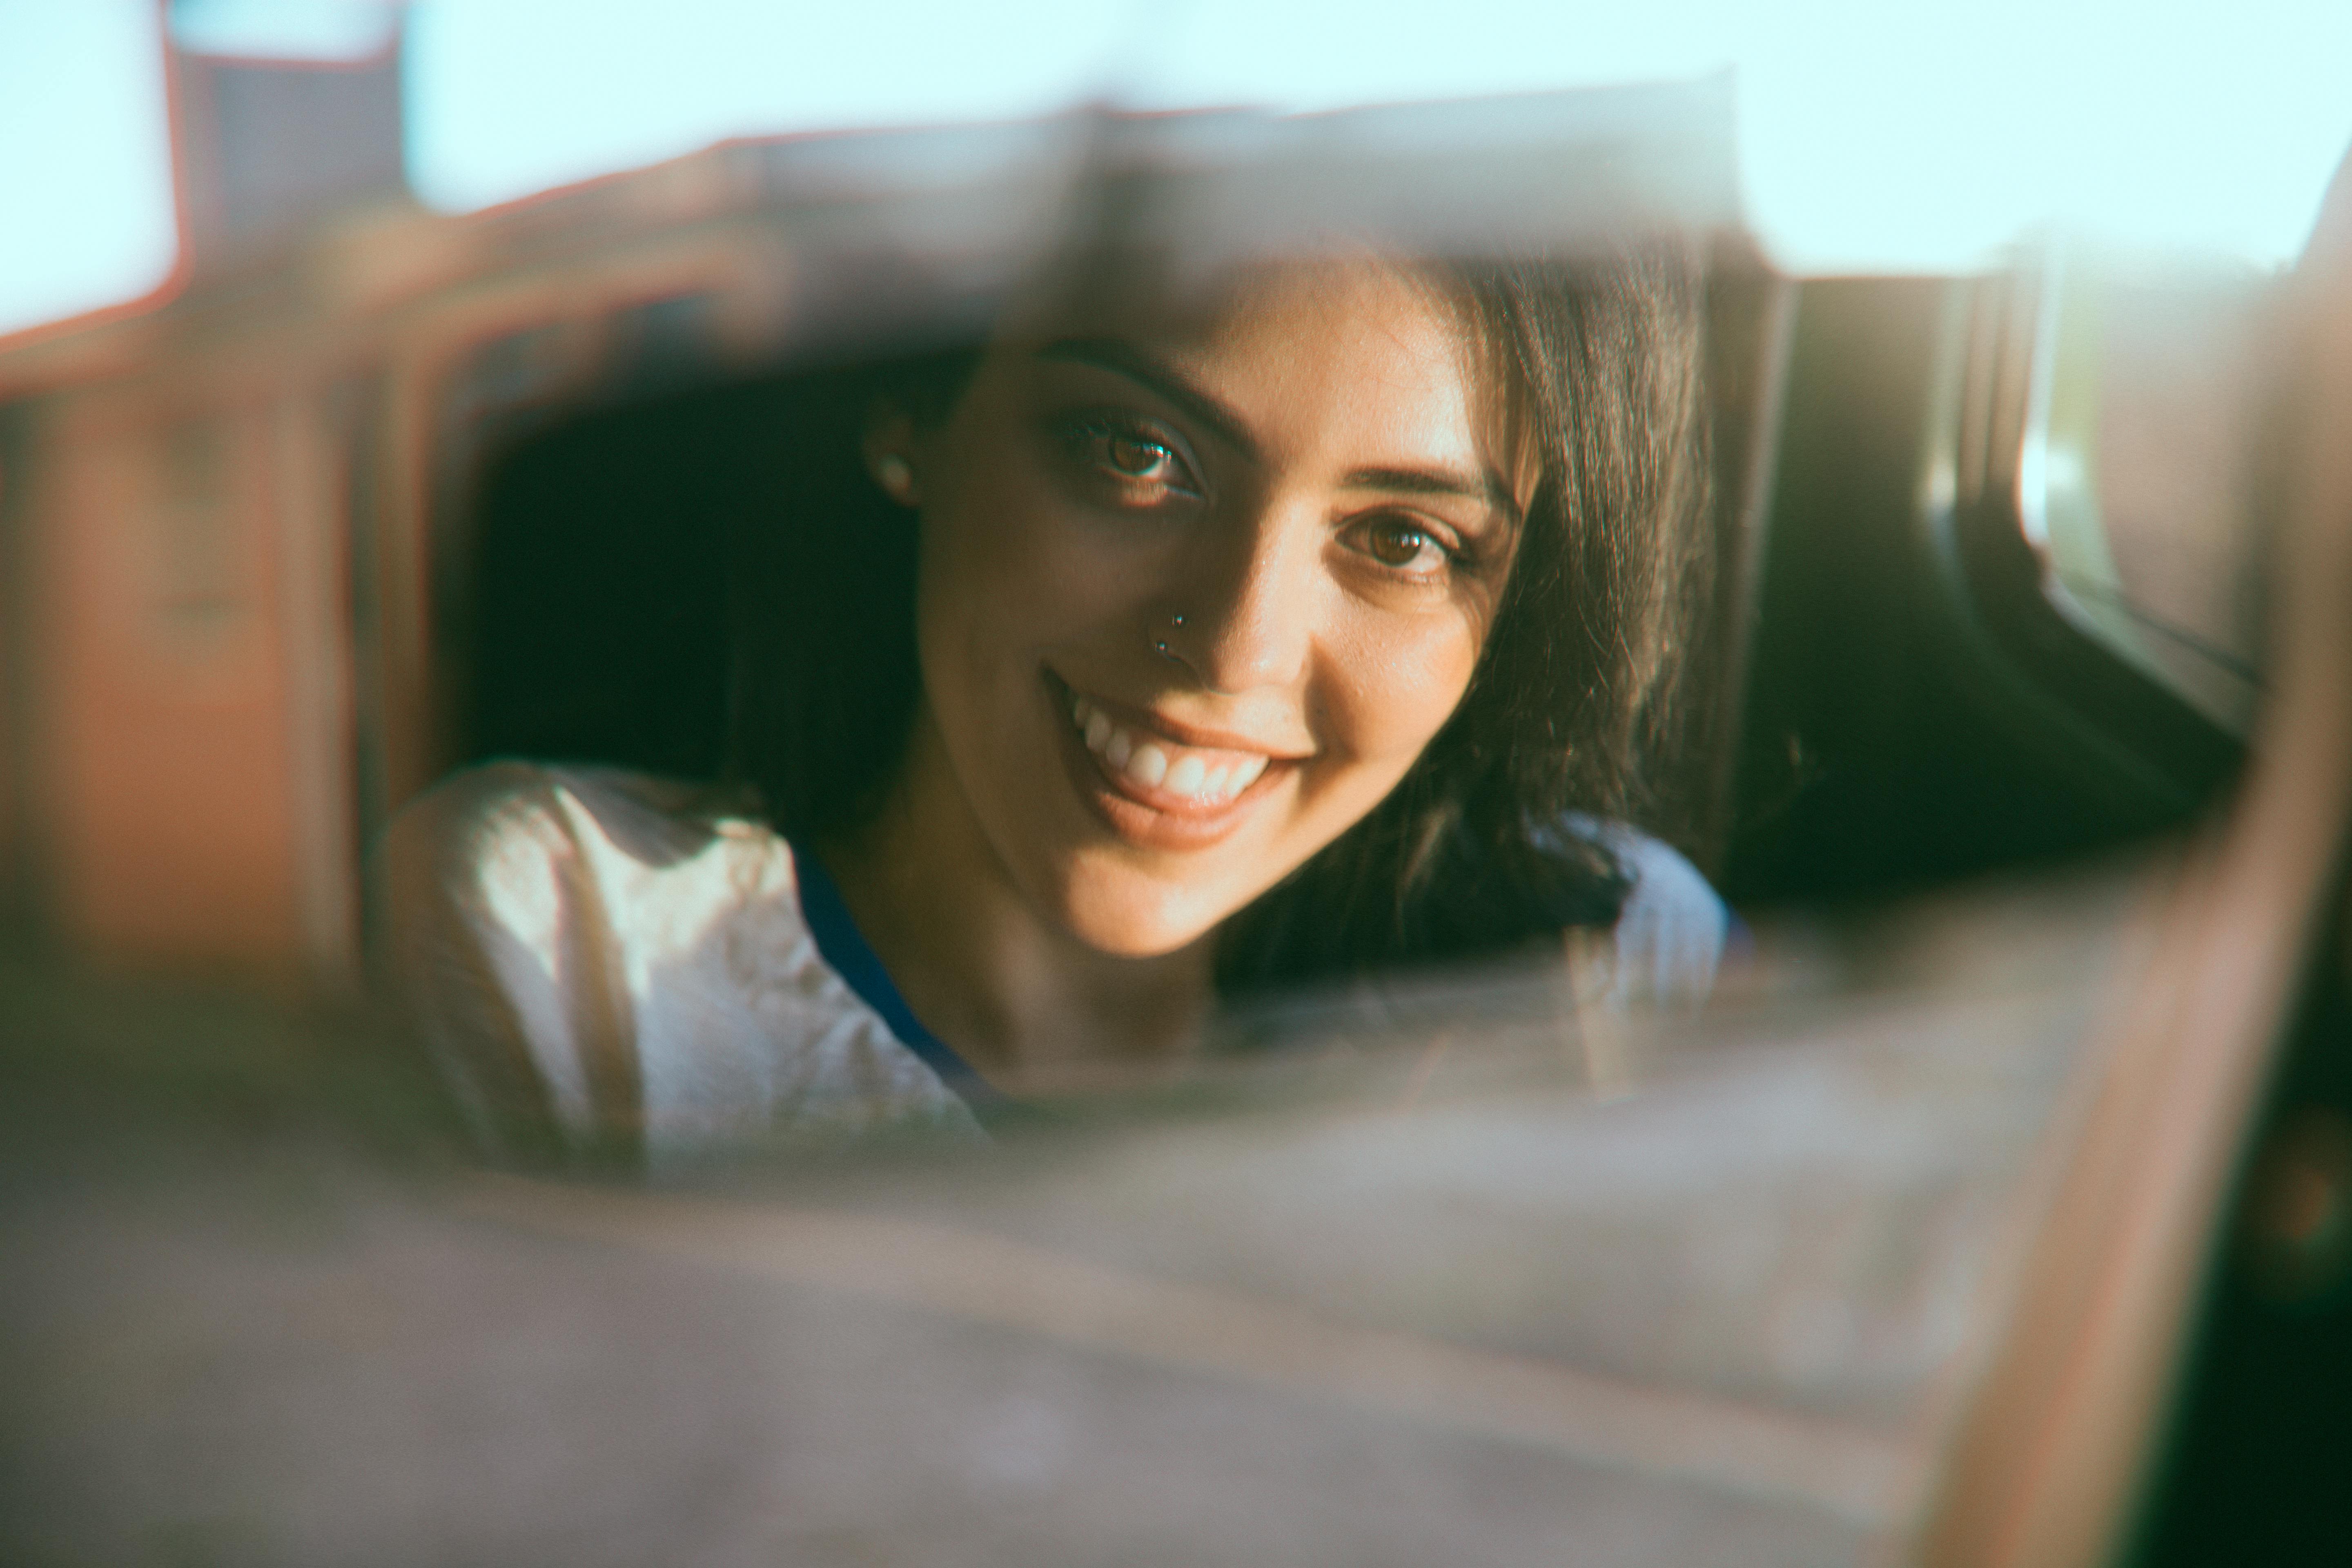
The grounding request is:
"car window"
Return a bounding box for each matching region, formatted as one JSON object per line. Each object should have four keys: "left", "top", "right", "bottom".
{"left": 2027, "top": 250, "right": 2274, "bottom": 734}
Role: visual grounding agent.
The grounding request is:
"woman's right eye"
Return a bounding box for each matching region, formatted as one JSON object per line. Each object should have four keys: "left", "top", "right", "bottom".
{"left": 1103, "top": 432, "right": 1172, "bottom": 479}
{"left": 1059, "top": 416, "right": 1203, "bottom": 501}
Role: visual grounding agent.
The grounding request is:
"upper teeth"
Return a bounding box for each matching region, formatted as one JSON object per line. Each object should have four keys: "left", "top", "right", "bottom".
{"left": 1071, "top": 695, "right": 1270, "bottom": 802}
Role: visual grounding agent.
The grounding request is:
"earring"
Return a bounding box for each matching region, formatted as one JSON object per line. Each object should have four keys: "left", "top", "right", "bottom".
{"left": 875, "top": 453, "right": 917, "bottom": 504}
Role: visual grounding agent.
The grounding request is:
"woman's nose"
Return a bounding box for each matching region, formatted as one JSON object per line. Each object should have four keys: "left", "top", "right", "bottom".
{"left": 1173, "top": 509, "right": 1320, "bottom": 695}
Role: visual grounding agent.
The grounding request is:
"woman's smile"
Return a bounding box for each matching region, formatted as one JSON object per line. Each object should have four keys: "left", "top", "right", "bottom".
{"left": 1042, "top": 669, "right": 1296, "bottom": 848}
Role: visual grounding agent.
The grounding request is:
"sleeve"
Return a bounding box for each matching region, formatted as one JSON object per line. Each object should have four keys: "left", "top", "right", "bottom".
{"left": 1562, "top": 815, "right": 1731, "bottom": 1011}
{"left": 374, "top": 764, "right": 643, "bottom": 1165}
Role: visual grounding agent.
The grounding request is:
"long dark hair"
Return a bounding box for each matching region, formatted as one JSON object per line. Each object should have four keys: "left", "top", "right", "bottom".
{"left": 728, "top": 240, "right": 1713, "bottom": 993}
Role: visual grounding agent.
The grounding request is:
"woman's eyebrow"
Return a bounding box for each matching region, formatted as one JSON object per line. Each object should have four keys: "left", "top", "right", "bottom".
{"left": 1343, "top": 466, "right": 1524, "bottom": 526}
{"left": 1035, "top": 336, "right": 1261, "bottom": 462}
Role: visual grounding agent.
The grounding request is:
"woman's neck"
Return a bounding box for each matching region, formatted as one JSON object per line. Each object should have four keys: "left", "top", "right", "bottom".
{"left": 817, "top": 713, "right": 1215, "bottom": 1097}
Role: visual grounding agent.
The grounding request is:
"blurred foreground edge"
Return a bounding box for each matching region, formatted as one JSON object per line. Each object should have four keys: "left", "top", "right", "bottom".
{"left": 1913, "top": 157, "right": 2352, "bottom": 1568}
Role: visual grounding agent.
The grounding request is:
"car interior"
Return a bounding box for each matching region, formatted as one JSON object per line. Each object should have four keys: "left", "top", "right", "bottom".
{"left": 1, "top": 69, "right": 2345, "bottom": 1568}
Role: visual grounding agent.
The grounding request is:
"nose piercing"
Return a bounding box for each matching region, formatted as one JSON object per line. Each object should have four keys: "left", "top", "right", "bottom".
{"left": 1155, "top": 610, "right": 1189, "bottom": 664}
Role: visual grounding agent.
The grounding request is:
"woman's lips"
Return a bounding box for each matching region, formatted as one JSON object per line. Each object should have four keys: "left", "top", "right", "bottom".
{"left": 1043, "top": 673, "right": 1295, "bottom": 844}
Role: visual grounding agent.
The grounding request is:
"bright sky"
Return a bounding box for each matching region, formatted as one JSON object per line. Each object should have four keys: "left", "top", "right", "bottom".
{"left": 0, "top": 0, "right": 179, "bottom": 340}
{"left": 5, "top": 0, "right": 2352, "bottom": 339}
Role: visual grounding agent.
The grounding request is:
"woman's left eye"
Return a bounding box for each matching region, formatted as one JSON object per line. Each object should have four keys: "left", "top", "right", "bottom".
{"left": 1351, "top": 517, "right": 1456, "bottom": 576}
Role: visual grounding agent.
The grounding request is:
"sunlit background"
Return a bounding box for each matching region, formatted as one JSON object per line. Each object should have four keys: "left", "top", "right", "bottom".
{"left": 6, "top": 0, "right": 2352, "bottom": 339}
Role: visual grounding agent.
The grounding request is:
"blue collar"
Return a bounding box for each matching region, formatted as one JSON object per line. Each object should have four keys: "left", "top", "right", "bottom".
{"left": 790, "top": 846, "right": 1005, "bottom": 1112}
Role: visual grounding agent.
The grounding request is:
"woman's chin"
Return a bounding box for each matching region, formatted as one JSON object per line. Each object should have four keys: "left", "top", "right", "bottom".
{"left": 1049, "top": 865, "right": 1236, "bottom": 960}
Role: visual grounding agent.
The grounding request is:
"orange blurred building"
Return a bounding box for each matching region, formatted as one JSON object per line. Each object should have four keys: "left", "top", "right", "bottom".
{"left": 0, "top": 40, "right": 1074, "bottom": 986}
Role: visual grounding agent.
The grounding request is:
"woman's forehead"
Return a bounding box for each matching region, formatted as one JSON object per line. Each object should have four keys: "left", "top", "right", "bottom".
{"left": 997, "top": 249, "right": 1532, "bottom": 486}
{"left": 1011, "top": 246, "right": 1454, "bottom": 347}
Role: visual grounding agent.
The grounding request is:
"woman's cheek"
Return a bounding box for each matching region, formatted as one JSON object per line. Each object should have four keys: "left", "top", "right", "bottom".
{"left": 924, "top": 472, "right": 1060, "bottom": 637}
{"left": 940, "top": 445, "right": 1126, "bottom": 619}
{"left": 1324, "top": 610, "right": 1484, "bottom": 768}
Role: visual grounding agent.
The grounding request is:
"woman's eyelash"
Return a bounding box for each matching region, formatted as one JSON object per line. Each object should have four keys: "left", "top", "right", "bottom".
{"left": 1443, "top": 532, "right": 1494, "bottom": 573}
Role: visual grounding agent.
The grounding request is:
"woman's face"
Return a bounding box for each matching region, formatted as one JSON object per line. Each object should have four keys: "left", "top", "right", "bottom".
{"left": 884, "top": 258, "right": 1528, "bottom": 957}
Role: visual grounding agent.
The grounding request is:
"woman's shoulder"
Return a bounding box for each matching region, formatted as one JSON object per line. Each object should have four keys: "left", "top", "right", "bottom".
{"left": 378, "top": 763, "right": 980, "bottom": 1163}
{"left": 384, "top": 760, "right": 771, "bottom": 884}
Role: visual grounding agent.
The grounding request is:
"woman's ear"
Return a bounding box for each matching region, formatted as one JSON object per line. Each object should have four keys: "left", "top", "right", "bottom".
{"left": 862, "top": 400, "right": 921, "bottom": 506}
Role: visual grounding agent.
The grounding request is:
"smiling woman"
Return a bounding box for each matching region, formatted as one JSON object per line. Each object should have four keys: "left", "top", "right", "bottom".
{"left": 382, "top": 235, "right": 1725, "bottom": 1164}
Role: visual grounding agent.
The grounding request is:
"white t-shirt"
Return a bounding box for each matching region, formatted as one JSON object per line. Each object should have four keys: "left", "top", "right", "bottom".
{"left": 381, "top": 763, "right": 1726, "bottom": 1167}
